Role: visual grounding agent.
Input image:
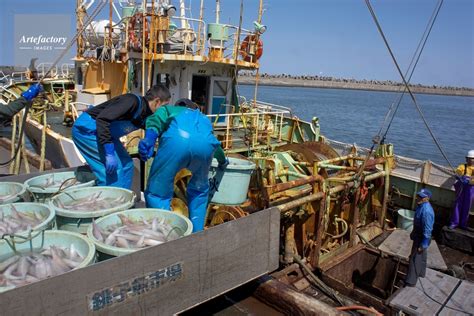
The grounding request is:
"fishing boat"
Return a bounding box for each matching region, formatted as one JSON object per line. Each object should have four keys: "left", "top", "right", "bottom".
{"left": 0, "top": 0, "right": 472, "bottom": 315}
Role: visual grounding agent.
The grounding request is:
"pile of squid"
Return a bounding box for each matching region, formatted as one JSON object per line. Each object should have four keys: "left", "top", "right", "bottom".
{"left": 0, "top": 208, "right": 45, "bottom": 236}
{"left": 92, "top": 214, "right": 181, "bottom": 249}
{"left": 55, "top": 192, "right": 128, "bottom": 212}
{"left": 0, "top": 245, "right": 84, "bottom": 288}
{"left": 33, "top": 176, "right": 78, "bottom": 190}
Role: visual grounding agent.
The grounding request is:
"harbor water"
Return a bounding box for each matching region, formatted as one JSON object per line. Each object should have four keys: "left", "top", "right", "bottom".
{"left": 239, "top": 85, "right": 473, "bottom": 166}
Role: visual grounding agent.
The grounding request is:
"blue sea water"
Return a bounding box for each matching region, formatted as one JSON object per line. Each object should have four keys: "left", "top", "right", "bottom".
{"left": 238, "top": 85, "right": 473, "bottom": 166}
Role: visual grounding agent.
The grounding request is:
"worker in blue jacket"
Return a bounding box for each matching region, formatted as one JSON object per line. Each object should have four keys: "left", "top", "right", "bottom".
{"left": 405, "top": 188, "right": 435, "bottom": 287}
{"left": 72, "top": 84, "right": 170, "bottom": 189}
{"left": 138, "top": 98, "right": 228, "bottom": 232}
{"left": 0, "top": 83, "right": 42, "bottom": 125}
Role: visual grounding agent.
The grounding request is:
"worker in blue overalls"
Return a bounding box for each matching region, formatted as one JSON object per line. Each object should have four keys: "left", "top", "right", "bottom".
{"left": 72, "top": 84, "right": 171, "bottom": 189}
{"left": 405, "top": 188, "right": 435, "bottom": 287}
{"left": 138, "top": 98, "right": 228, "bottom": 232}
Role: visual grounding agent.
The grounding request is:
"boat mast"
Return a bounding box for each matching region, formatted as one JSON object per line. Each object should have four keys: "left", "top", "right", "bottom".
{"left": 253, "top": 0, "right": 264, "bottom": 106}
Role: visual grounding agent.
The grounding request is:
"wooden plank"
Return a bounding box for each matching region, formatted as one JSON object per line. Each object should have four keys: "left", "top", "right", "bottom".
{"left": 388, "top": 268, "right": 459, "bottom": 315}
{"left": 439, "top": 280, "right": 474, "bottom": 316}
{"left": 378, "top": 229, "right": 447, "bottom": 270}
{"left": 0, "top": 207, "right": 280, "bottom": 315}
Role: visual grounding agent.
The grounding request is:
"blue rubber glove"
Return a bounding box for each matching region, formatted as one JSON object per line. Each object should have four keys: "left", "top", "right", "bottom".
{"left": 461, "top": 176, "right": 470, "bottom": 185}
{"left": 21, "top": 83, "right": 42, "bottom": 101}
{"left": 217, "top": 157, "right": 229, "bottom": 171}
{"left": 138, "top": 129, "right": 158, "bottom": 161}
{"left": 456, "top": 175, "right": 470, "bottom": 185}
{"left": 104, "top": 143, "right": 118, "bottom": 174}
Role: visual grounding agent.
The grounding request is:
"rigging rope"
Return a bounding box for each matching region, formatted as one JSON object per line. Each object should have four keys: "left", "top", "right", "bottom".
{"left": 364, "top": 0, "right": 455, "bottom": 172}
{"left": 379, "top": 0, "right": 444, "bottom": 143}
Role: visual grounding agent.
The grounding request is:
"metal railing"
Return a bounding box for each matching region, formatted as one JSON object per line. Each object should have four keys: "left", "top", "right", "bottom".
{"left": 60, "top": 64, "right": 75, "bottom": 78}
{"left": 11, "top": 71, "right": 29, "bottom": 82}
{"left": 168, "top": 16, "right": 206, "bottom": 56}
{"left": 207, "top": 105, "right": 290, "bottom": 150}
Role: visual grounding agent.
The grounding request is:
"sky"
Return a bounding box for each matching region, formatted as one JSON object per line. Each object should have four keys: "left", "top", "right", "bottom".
{"left": 0, "top": 0, "right": 472, "bottom": 87}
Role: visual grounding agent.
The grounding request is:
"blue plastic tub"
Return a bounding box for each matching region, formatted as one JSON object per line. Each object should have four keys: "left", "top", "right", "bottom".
{"left": 208, "top": 157, "right": 255, "bottom": 205}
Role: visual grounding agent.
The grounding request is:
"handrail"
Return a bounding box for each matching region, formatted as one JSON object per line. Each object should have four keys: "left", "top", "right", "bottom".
{"left": 206, "top": 109, "right": 289, "bottom": 119}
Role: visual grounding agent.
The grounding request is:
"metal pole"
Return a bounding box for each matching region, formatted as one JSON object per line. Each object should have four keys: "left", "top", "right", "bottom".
{"left": 380, "top": 159, "right": 390, "bottom": 227}
{"left": 276, "top": 171, "right": 386, "bottom": 213}
{"left": 180, "top": 0, "right": 187, "bottom": 28}
{"left": 197, "top": 0, "right": 204, "bottom": 55}
{"left": 142, "top": 0, "right": 146, "bottom": 95}
{"left": 215, "top": 0, "right": 220, "bottom": 24}
{"left": 257, "top": 0, "right": 263, "bottom": 23}
{"left": 109, "top": 0, "right": 113, "bottom": 45}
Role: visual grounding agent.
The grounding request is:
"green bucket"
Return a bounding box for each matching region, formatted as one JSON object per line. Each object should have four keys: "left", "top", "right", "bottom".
{"left": 122, "top": 6, "right": 136, "bottom": 18}
{"left": 397, "top": 209, "right": 415, "bottom": 232}
{"left": 0, "top": 202, "right": 55, "bottom": 237}
{"left": 0, "top": 182, "right": 27, "bottom": 204}
{"left": 50, "top": 187, "right": 136, "bottom": 234}
{"left": 0, "top": 230, "right": 96, "bottom": 292}
{"left": 87, "top": 208, "right": 192, "bottom": 260}
{"left": 208, "top": 157, "right": 255, "bottom": 205}
{"left": 24, "top": 171, "right": 96, "bottom": 203}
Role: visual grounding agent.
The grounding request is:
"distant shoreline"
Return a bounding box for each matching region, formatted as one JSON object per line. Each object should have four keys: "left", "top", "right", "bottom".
{"left": 238, "top": 77, "right": 474, "bottom": 97}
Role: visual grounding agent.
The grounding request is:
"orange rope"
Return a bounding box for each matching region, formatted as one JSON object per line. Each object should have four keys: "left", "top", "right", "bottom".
{"left": 335, "top": 305, "right": 383, "bottom": 316}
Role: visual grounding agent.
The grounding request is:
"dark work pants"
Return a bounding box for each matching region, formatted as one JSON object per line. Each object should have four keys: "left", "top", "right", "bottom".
{"left": 405, "top": 242, "right": 427, "bottom": 286}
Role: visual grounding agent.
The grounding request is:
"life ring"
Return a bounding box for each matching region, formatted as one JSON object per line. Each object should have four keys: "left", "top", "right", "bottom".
{"left": 239, "top": 35, "right": 263, "bottom": 62}
{"left": 128, "top": 13, "right": 149, "bottom": 51}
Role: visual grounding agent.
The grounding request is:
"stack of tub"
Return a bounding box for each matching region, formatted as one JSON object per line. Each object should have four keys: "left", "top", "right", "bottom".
{"left": 49, "top": 186, "right": 136, "bottom": 233}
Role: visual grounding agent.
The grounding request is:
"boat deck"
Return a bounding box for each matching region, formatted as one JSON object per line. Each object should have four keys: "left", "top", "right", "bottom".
{"left": 378, "top": 229, "right": 447, "bottom": 271}
{"left": 389, "top": 268, "right": 474, "bottom": 315}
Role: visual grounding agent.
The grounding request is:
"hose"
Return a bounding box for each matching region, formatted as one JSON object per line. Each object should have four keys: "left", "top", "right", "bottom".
{"left": 336, "top": 305, "right": 383, "bottom": 316}
{"left": 327, "top": 217, "right": 348, "bottom": 239}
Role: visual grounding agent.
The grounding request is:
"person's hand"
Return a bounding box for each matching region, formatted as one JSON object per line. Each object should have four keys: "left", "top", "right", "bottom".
{"left": 138, "top": 129, "right": 158, "bottom": 161}
{"left": 217, "top": 157, "right": 229, "bottom": 171}
{"left": 461, "top": 176, "right": 470, "bottom": 185}
{"left": 417, "top": 247, "right": 424, "bottom": 253}
{"left": 21, "top": 83, "right": 43, "bottom": 101}
{"left": 138, "top": 140, "right": 153, "bottom": 161}
{"left": 104, "top": 143, "right": 118, "bottom": 174}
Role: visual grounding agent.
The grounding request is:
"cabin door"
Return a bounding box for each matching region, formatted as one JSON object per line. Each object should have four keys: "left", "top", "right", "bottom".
{"left": 208, "top": 77, "right": 231, "bottom": 124}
